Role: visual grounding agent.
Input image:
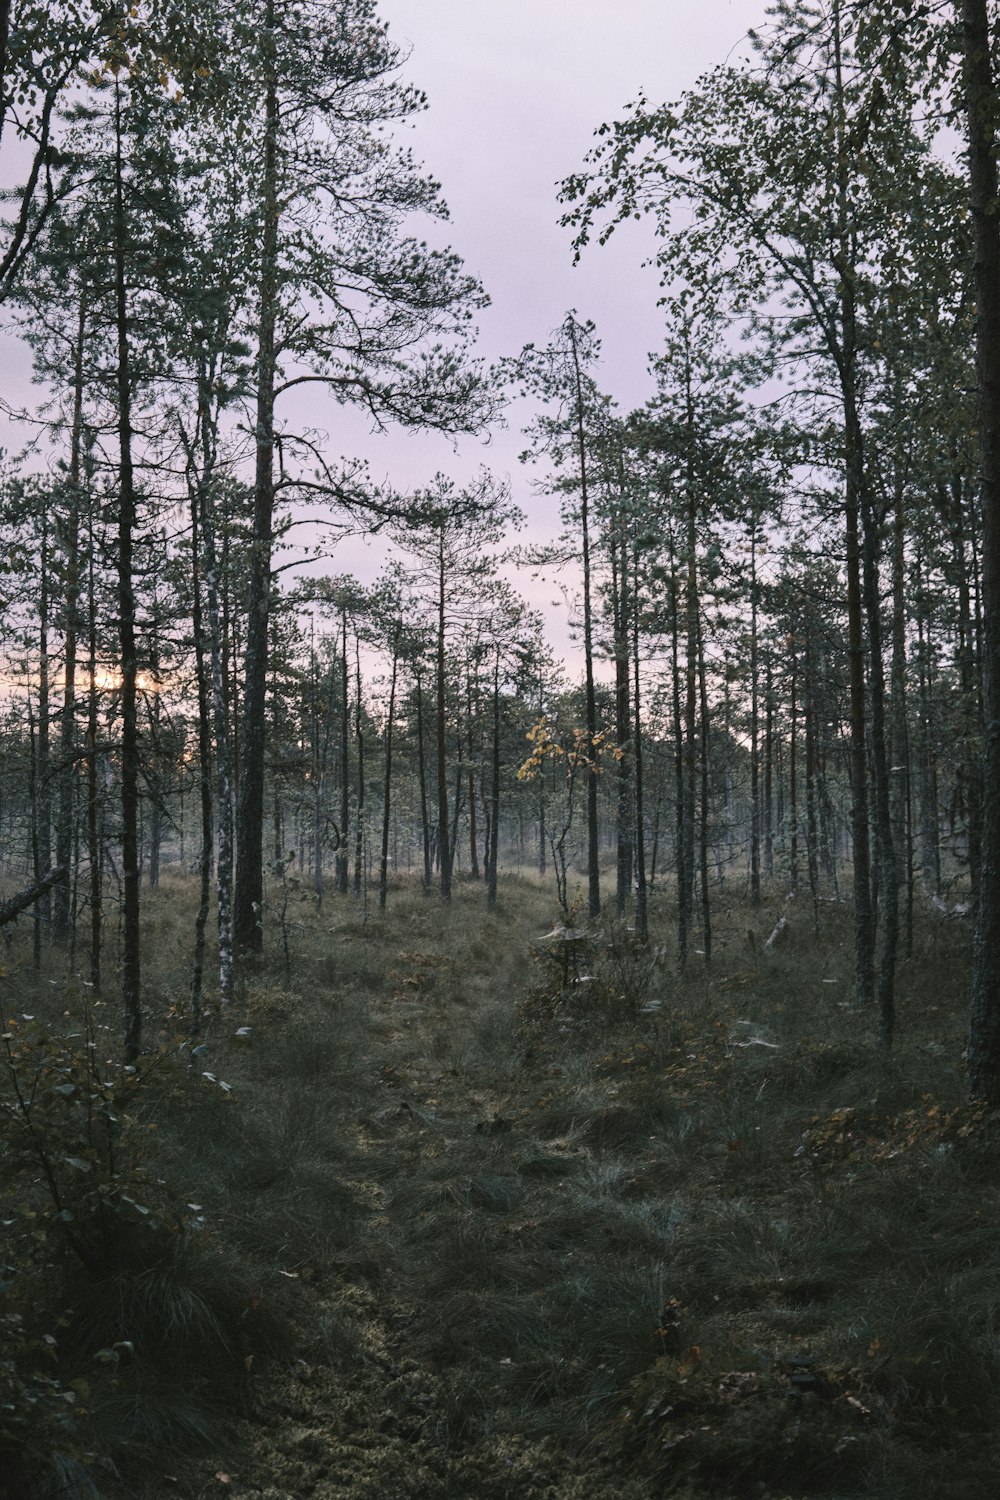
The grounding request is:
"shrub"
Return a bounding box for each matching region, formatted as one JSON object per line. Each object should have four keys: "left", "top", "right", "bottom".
{"left": 0, "top": 1005, "right": 289, "bottom": 1496}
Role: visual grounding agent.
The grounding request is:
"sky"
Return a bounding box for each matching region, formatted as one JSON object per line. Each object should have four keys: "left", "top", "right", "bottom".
{"left": 306, "top": 0, "right": 771, "bottom": 655}
{"left": 1, "top": 0, "right": 771, "bottom": 667}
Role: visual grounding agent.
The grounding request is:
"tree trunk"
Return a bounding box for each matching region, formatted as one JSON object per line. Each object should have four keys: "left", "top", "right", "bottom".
{"left": 681, "top": 367, "right": 699, "bottom": 959}
{"left": 805, "top": 635, "right": 821, "bottom": 934}
{"left": 915, "top": 548, "right": 941, "bottom": 894}
{"left": 467, "top": 659, "right": 480, "bottom": 880}
{"left": 187, "top": 348, "right": 237, "bottom": 1008}
{"left": 235, "top": 2, "right": 279, "bottom": 953}
{"left": 54, "top": 293, "right": 86, "bottom": 948}
{"left": 833, "top": 0, "right": 875, "bottom": 1011}
{"left": 949, "top": 474, "right": 983, "bottom": 885}
{"left": 749, "top": 530, "right": 760, "bottom": 905}
{"left": 487, "top": 648, "right": 501, "bottom": 910}
{"left": 697, "top": 618, "right": 712, "bottom": 962}
{"left": 890, "top": 441, "right": 914, "bottom": 958}
{"left": 36, "top": 517, "right": 52, "bottom": 945}
{"left": 379, "top": 630, "right": 400, "bottom": 911}
{"left": 631, "top": 551, "right": 647, "bottom": 942}
{"left": 612, "top": 512, "right": 632, "bottom": 914}
{"left": 567, "top": 316, "right": 600, "bottom": 919}
{"left": 189, "top": 490, "right": 212, "bottom": 1035}
{"left": 85, "top": 503, "right": 101, "bottom": 994}
{"left": 958, "top": 0, "right": 1000, "bottom": 1103}
{"left": 114, "top": 80, "right": 141, "bottom": 1061}
{"left": 861, "top": 487, "right": 898, "bottom": 1050}
{"left": 415, "top": 669, "right": 432, "bottom": 891}
{"left": 763, "top": 657, "right": 774, "bottom": 880}
{"left": 353, "top": 633, "right": 365, "bottom": 895}
{"left": 669, "top": 542, "right": 688, "bottom": 965}
{"left": 789, "top": 646, "right": 799, "bottom": 897}
{"left": 436, "top": 532, "right": 452, "bottom": 900}
{"left": 337, "top": 608, "right": 350, "bottom": 894}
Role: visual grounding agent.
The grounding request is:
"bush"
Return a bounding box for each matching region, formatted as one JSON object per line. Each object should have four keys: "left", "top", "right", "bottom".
{"left": 0, "top": 1005, "right": 289, "bottom": 1497}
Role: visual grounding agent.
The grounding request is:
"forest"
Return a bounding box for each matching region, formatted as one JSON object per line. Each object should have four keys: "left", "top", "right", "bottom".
{"left": 2, "top": 0, "right": 1000, "bottom": 1496}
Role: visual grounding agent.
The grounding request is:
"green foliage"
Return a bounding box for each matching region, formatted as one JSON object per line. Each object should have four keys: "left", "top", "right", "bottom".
{"left": 0, "top": 1007, "right": 173, "bottom": 1488}
{"left": 0, "top": 999, "right": 288, "bottom": 1495}
{"left": 0, "top": 1309, "right": 96, "bottom": 1498}
{"left": 1, "top": 1009, "right": 183, "bottom": 1276}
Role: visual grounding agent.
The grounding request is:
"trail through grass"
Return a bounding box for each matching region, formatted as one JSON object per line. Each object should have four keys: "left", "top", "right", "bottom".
{"left": 3, "top": 873, "right": 998, "bottom": 1499}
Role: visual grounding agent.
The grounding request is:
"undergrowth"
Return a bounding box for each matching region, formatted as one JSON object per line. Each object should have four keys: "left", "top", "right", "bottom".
{"left": 0, "top": 870, "right": 995, "bottom": 1499}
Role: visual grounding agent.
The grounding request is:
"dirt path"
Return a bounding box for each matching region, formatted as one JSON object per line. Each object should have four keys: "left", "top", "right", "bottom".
{"left": 213, "top": 976, "right": 663, "bottom": 1500}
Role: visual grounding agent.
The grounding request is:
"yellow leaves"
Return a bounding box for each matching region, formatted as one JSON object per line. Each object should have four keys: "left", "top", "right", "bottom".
{"left": 519, "top": 716, "right": 621, "bottom": 780}
{"left": 801, "top": 1096, "right": 989, "bottom": 1168}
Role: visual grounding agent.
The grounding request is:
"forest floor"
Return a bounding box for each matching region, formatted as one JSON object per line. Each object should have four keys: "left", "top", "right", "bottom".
{"left": 4, "top": 872, "right": 1000, "bottom": 1499}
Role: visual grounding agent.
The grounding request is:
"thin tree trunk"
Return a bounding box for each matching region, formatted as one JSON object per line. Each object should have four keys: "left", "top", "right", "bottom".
{"left": 28, "top": 697, "right": 41, "bottom": 969}
{"left": 186, "top": 348, "right": 237, "bottom": 1007}
{"left": 353, "top": 633, "right": 365, "bottom": 896}
{"left": 805, "top": 635, "right": 821, "bottom": 935}
{"left": 950, "top": 474, "right": 982, "bottom": 885}
{"left": 697, "top": 617, "right": 711, "bottom": 962}
{"left": 632, "top": 553, "right": 647, "bottom": 943}
{"left": 789, "top": 647, "right": 799, "bottom": 897}
{"left": 436, "top": 532, "right": 452, "bottom": 900}
{"left": 916, "top": 548, "right": 941, "bottom": 894}
{"left": 415, "top": 669, "right": 432, "bottom": 891}
{"left": 86, "top": 503, "right": 101, "bottom": 994}
{"left": 487, "top": 648, "right": 501, "bottom": 910}
{"left": 379, "top": 630, "right": 400, "bottom": 911}
{"left": 189, "top": 491, "right": 212, "bottom": 1036}
{"left": 681, "top": 365, "right": 699, "bottom": 956}
{"left": 337, "top": 608, "right": 350, "bottom": 893}
{"left": 613, "top": 513, "right": 632, "bottom": 914}
{"left": 566, "top": 316, "right": 600, "bottom": 919}
{"left": 113, "top": 80, "right": 141, "bottom": 1060}
{"left": 890, "top": 457, "right": 913, "bottom": 957}
{"left": 669, "top": 542, "right": 688, "bottom": 966}
{"left": 235, "top": 0, "right": 279, "bottom": 953}
{"left": 862, "top": 484, "right": 898, "bottom": 1049}
{"left": 36, "top": 518, "right": 52, "bottom": 946}
{"left": 308, "top": 629, "right": 321, "bottom": 906}
{"left": 54, "top": 294, "right": 86, "bottom": 948}
{"left": 763, "top": 657, "right": 774, "bottom": 880}
{"left": 959, "top": 0, "right": 1000, "bottom": 1102}
{"left": 749, "top": 529, "right": 760, "bottom": 905}
{"left": 467, "top": 658, "right": 481, "bottom": 880}
{"left": 833, "top": 0, "right": 874, "bottom": 1010}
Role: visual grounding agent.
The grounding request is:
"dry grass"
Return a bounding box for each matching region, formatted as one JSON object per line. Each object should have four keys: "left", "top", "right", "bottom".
{"left": 1, "top": 869, "right": 997, "bottom": 1499}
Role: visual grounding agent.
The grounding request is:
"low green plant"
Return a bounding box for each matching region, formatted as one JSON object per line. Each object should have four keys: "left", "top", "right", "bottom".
{"left": 0, "top": 1002, "right": 290, "bottom": 1497}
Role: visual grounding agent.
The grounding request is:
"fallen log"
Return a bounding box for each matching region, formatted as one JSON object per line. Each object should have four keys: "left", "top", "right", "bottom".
{"left": 765, "top": 915, "right": 789, "bottom": 950}
{"left": 0, "top": 867, "right": 67, "bottom": 927}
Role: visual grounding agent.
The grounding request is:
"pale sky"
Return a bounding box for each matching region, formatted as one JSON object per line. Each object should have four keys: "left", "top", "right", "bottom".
{"left": 316, "top": 0, "right": 770, "bottom": 653}
{"left": 1, "top": 1, "right": 770, "bottom": 664}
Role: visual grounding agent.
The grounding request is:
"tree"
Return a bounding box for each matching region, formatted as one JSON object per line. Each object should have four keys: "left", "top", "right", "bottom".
{"left": 512, "top": 313, "right": 612, "bottom": 920}
{"left": 956, "top": 0, "right": 1000, "bottom": 1102}
{"left": 393, "top": 472, "right": 520, "bottom": 901}
{"left": 0, "top": 0, "right": 96, "bottom": 299}
{"left": 560, "top": 0, "right": 957, "bottom": 1040}
{"left": 232, "top": 0, "right": 495, "bottom": 952}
